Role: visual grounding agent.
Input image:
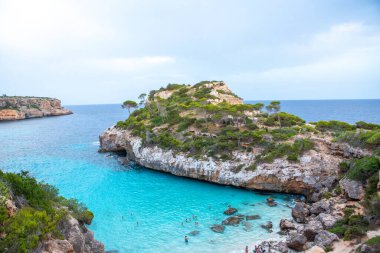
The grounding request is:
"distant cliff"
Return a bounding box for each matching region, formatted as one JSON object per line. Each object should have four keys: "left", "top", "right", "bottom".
{"left": 0, "top": 96, "right": 72, "bottom": 121}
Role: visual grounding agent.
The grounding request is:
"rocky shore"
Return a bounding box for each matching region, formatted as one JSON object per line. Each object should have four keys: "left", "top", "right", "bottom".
{"left": 99, "top": 128, "right": 379, "bottom": 252}
{"left": 99, "top": 81, "right": 380, "bottom": 252}
{"left": 100, "top": 127, "right": 353, "bottom": 200}
{"left": 0, "top": 96, "right": 72, "bottom": 121}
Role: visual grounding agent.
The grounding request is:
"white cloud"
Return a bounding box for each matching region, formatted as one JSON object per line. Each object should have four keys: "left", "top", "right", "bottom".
{"left": 91, "top": 56, "right": 176, "bottom": 72}
{"left": 231, "top": 22, "right": 380, "bottom": 97}
{"left": 0, "top": 0, "right": 105, "bottom": 53}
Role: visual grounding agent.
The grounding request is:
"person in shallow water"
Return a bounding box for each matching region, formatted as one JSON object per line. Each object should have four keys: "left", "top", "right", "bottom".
{"left": 184, "top": 236, "right": 189, "bottom": 243}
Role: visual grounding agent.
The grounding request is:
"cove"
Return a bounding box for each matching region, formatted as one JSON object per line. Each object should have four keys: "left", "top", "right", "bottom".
{"left": 0, "top": 104, "right": 296, "bottom": 252}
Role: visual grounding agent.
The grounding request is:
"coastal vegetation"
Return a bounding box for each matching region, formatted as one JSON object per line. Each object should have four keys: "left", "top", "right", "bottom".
{"left": 101, "top": 81, "right": 380, "bottom": 252}
{"left": 329, "top": 156, "right": 380, "bottom": 240}
{"left": 0, "top": 170, "right": 94, "bottom": 252}
{"left": 116, "top": 81, "right": 315, "bottom": 162}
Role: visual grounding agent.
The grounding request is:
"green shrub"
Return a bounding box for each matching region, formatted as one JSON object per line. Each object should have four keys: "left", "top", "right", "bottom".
{"left": 256, "top": 138, "right": 314, "bottom": 163}
{"left": 0, "top": 171, "right": 57, "bottom": 213}
{"left": 345, "top": 156, "right": 380, "bottom": 182}
{"left": 0, "top": 170, "right": 95, "bottom": 252}
{"left": 177, "top": 117, "right": 196, "bottom": 132}
{"left": 313, "top": 120, "right": 355, "bottom": 132}
{"left": 336, "top": 129, "right": 380, "bottom": 149}
{"left": 57, "top": 198, "right": 94, "bottom": 225}
{"left": 265, "top": 112, "right": 305, "bottom": 127}
{"left": 339, "top": 161, "right": 350, "bottom": 173}
{"left": 270, "top": 128, "right": 298, "bottom": 141}
{"left": 323, "top": 192, "right": 332, "bottom": 199}
{"left": 366, "top": 236, "right": 380, "bottom": 246}
{"left": 329, "top": 210, "right": 369, "bottom": 241}
{"left": 356, "top": 121, "right": 380, "bottom": 130}
{"left": 0, "top": 207, "right": 65, "bottom": 253}
{"left": 246, "top": 164, "right": 257, "bottom": 171}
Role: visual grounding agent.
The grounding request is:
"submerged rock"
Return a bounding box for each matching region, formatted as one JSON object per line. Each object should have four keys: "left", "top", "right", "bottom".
{"left": 246, "top": 214, "right": 261, "bottom": 220}
{"left": 261, "top": 221, "right": 273, "bottom": 232}
{"left": 188, "top": 230, "right": 200, "bottom": 236}
{"left": 266, "top": 197, "right": 278, "bottom": 207}
{"left": 210, "top": 224, "right": 225, "bottom": 233}
{"left": 242, "top": 221, "right": 253, "bottom": 231}
{"left": 222, "top": 216, "right": 243, "bottom": 226}
{"left": 223, "top": 206, "right": 238, "bottom": 215}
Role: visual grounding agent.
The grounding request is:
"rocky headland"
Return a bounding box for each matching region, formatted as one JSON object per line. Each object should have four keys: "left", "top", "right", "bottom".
{"left": 99, "top": 81, "right": 380, "bottom": 252}
{"left": 0, "top": 170, "right": 104, "bottom": 253}
{"left": 0, "top": 96, "right": 72, "bottom": 121}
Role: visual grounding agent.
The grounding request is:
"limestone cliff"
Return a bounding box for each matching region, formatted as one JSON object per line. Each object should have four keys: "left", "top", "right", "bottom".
{"left": 99, "top": 81, "right": 376, "bottom": 200}
{"left": 0, "top": 96, "right": 72, "bottom": 121}
{"left": 100, "top": 127, "right": 366, "bottom": 199}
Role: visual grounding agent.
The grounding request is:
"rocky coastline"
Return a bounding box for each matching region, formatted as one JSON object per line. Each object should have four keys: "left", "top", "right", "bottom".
{"left": 99, "top": 81, "right": 380, "bottom": 252}
{"left": 100, "top": 127, "right": 358, "bottom": 200}
{"left": 0, "top": 96, "right": 72, "bottom": 121}
{"left": 99, "top": 127, "right": 379, "bottom": 252}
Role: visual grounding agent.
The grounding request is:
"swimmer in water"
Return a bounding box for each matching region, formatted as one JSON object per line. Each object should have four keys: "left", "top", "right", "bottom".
{"left": 184, "top": 236, "right": 189, "bottom": 243}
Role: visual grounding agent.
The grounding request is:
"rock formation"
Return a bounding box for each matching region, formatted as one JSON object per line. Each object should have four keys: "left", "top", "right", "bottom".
{"left": 99, "top": 81, "right": 380, "bottom": 252}
{"left": 0, "top": 96, "right": 72, "bottom": 121}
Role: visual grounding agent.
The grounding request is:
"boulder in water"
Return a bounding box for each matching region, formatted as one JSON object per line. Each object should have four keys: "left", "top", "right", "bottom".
{"left": 223, "top": 206, "right": 238, "bottom": 215}
{"left": 210, "top": 224, "right": 225, "bottom": 233}
{"left": 246, "top": 215, "right": 261, "bottom": 220}
{"left": 188, "top": 230, "right": 200, "bottom": 236}
{"left": 222, "top": 216, "right": 243, "bottom": 226}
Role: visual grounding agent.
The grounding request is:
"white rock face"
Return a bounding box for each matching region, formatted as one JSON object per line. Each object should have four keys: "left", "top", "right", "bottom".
{"left": 99, "top": 127, "right": 345, "bottom": 198}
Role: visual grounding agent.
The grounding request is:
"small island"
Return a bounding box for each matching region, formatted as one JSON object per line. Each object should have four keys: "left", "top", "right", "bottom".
{"left": 0, "top": 96, "right": 72, "bottom": 121}
{"left": 100, "top": 81, "right": 380, "bottom": 252}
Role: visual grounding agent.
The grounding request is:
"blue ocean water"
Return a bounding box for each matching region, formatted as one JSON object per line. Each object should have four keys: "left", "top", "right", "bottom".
{"left": 247, "top": 99, "right": 380, "bottom": 124}
{"left": 0, "top": 100, "right": 378, "bottom": 252}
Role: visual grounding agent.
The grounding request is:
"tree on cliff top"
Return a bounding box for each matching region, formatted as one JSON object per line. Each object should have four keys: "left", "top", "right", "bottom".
{"left": 138, "top": 93, "right": 147, "bottom": 106}
{"left": 122, "top": 100, "right": 138, "bottom": 116}
{"left": 266, "top": 101, "right": 281, "bottom": 126}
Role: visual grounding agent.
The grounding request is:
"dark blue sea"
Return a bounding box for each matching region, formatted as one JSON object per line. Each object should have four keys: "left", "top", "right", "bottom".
{"left": 0, "top": 99, "right": 379, "bottom": 252}
{"left": 247, "top": 99, "right": 380, "bottom": 124}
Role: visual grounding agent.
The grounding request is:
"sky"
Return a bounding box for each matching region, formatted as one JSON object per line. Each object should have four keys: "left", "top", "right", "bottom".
{"left": 0, "top": 0, "right": 379, "bottom": 105}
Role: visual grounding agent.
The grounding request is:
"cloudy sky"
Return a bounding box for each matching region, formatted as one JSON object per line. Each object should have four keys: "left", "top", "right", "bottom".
{"left": 0, "top": 0, "right": 379, "bottom": 105}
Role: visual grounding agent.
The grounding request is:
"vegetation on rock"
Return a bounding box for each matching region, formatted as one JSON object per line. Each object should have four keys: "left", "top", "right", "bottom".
{"left": 116, "top": 81, "right": 315, "bottom": 162}
{"left": 0, "top": 170, "right": 94, "bottom": 252}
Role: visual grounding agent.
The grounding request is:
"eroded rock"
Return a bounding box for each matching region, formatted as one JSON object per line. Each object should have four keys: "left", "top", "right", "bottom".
{"left": 292, "top": 202, "right": 310, "bottom": 223}
{"left": 223, "top": 206, "right": 238, "bottom": 215}
{"left": 303, "top": 220, "right": 323, "bottom": 241}
{"left": 314, "top": 230, "right": 339, "bottom": 249}
{"left": 210, "top": 224, "right": 225, "bottom": 233}
{"left": 287, "top": 233, "right": 307, "bottom": 251}
{"left": 280, "top": 219, "right": 295, "bottom": 230}
{"left": 340, "top": 179, "right": 365, "bottom": 200}
{"left": 222, "top": 216, "right": 243, "bottom": 226}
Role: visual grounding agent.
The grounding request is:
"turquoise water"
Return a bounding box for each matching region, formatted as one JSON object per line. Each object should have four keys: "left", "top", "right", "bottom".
{"left": 1, "top": 100, "right": 378, "bottom": 252}
{"left": 0, "top": 104, "right": 295, "bottom": 253}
